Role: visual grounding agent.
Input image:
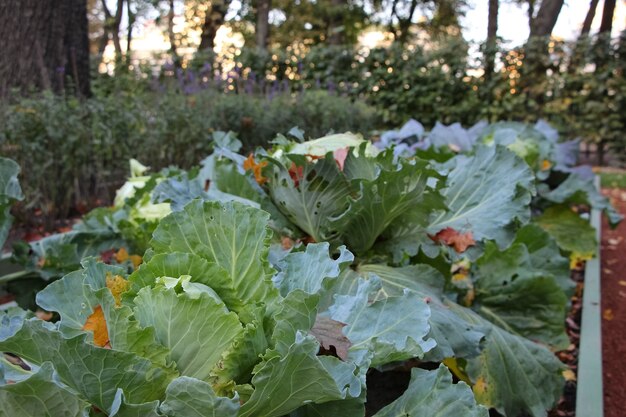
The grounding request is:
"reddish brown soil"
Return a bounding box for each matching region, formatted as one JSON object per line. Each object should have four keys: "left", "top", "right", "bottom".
{"left": 601, "top": 188, "right": 626, "bottom": 417}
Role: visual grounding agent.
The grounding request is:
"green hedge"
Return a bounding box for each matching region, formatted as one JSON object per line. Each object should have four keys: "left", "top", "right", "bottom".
{"left": 0, "top": 89, "right": 377, "bottom": 222}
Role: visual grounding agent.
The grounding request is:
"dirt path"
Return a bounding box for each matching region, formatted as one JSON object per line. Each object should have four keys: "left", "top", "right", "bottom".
{"left": 601, "top": 188, "right": 626, "bottom": 417}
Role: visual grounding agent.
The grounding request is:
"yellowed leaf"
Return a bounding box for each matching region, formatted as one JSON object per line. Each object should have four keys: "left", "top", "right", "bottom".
{"left": 473, "top": 376, "right": 488, "bottom": 397}
{"left": 82, "top": 305, "right": 109, "bottom": 347}
{"left": 562, "top": 369, "right": 576, "bottom": 382}
{"left": 443, "top": 357, "right": 471, "bottom": 384}
{"left": 452, "top": 273, "right": 468, "bottom": 282}
{"left": 106, "top": 273, "right": 129, "bottom": 307}
{"left": 603, "top": 309, "right": 614, "bottom": 321}
{"left": 115, "top": 247, "right": 129, "bottom": 263}
{"left": 129, "top": 255, "right": 142, "bottom": 269}
{"left": 570, "top": 252, "right": 593, "bottom": 270}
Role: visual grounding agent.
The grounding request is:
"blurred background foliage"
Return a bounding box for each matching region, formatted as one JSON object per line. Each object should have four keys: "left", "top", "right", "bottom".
{"left": 0, "top": 0, "right": 624, "bottom": 224}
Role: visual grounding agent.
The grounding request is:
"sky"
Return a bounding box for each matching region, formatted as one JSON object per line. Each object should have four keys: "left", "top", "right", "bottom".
{"left": 461, "top": 0, "right": 626, "bottom": 46}
{"left": 116, "top": 0, "right": 626, "bottom": 53}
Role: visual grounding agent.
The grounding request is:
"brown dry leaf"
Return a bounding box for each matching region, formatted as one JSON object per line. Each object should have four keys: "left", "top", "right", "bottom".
{"left": 607, "top": 259, "right": 618, "bottom": 266}
{"left": 618, "top": 280, "right": 626, "bottom": 287}
{"left": 430, "top": 227, "right": 475, "bottom": 253}
{"left": 106, "top": 273, "right": 130, "bottom": 307}
{"left": 82, "top": 305, "right": 110, "bottom": 347}
{"left": 603, "top": 268, "right": 613, "bottom": 275}
{"left": 310, "top": 316, "right": 351, "bottom": 361}
{"left": 603, "top": 309, "right": 615, "bottom": 321}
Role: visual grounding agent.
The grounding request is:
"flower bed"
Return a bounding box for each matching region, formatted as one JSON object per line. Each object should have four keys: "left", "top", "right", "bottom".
{"left": 0, "top": 121, "right": 618, "bottom": 417}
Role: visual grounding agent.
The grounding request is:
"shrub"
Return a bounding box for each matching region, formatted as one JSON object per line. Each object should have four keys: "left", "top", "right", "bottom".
{"left": 0, "top": 88, "right": 378, "bottom": 223}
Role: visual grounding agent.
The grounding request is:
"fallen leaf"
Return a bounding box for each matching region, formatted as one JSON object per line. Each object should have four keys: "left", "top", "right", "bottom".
{"left": 243, "top": 154, "right": 268, "bottom": 185}
{"left": 570, "top": 252, "right": 593, "bottom": 270}
{"left": 310, "top": 316, "right": 351, "bottom": 361}
{"left": 603, "top": 268, "right": 613, "bottom": 275}
{"left": 562, "top": 369, "right": 576, "bottom": 382}
{"left": 607, "top": 259, "right": 618, "bottom": 266}
{"left": 430, "top": 227, "right": 475, "bottom": 253}
{"left": 603, "top": 309, "right": 614, "bottom": 321}
{"left": 82, "top": 305, "right": 110, "bottom": 347}
{"left": 618, "top": 280, "right": 626, "bottom": 287}
{"left": 608, "top": 237, "right": 623, "bottom": 246}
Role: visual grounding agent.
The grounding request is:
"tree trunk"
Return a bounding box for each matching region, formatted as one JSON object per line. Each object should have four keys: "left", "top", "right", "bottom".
{"left": 581, "top": 0, "right": 600, "bottom": 36}
{"left": 256, "top": 0, "right": 271, "bottom": 49}
{"left": 0, "top": 0, "right": 91, "bottom": 98}
{"left": 594, "top": 0, "right": 616, "bottom": 67}
{"left": 599, "top": 0, "right": 616, "bottom": 34}
{"left": 526, "top": 0, "right": 536, "bottom": 28}
{"left": 126, "top": 0, "right": 134, "bottom": 57}
{"left": 529, "top": 0, "right": 564, "bottom": 37}
{"left": 485, "top": 0, "right": 499, "bottom": 79}
{"left": 101, "top": 0, "right": 124, "bottom": 59}
{"left": 198, "top": 0, "right": 230, "bottom": 52}
{"left": 568, "top": 0, "right": 599, "bottom": 73}
{"left": 396, "top": 0, "right": 419, "bottom": 45}
{"left": 167, "top": 0, "right": 179, "bottom": 60}
{"left": 327, "top": 0, "right": 346, "bottom": 45}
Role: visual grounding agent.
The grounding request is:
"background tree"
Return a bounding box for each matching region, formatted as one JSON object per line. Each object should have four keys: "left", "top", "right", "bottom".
{"left": 198, "top": 0, "right": 233, "bottom": 51}
{"left": 484, "top": 0, "right": 499, "bottom": 80}
{"left": 256, "top": 0, "right": 271, "bottom": 49}
{"left": 0, "top": 0, "right": 91, "bottom": 97}
{"left": 100, "top": 0, "right": 125, "bottom": 58}
{"left": 528, "top": 0, "right": 564, "bottom": 38}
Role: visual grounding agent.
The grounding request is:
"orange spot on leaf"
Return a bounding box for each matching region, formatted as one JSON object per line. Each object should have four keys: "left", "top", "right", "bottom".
{"left": 82, "top": 305, "right": 110, "bottom": 347}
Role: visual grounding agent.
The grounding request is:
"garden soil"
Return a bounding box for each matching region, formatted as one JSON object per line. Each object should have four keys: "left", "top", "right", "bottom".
{"left": 601, "top": 188, "right": 626, "bottom": 417}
